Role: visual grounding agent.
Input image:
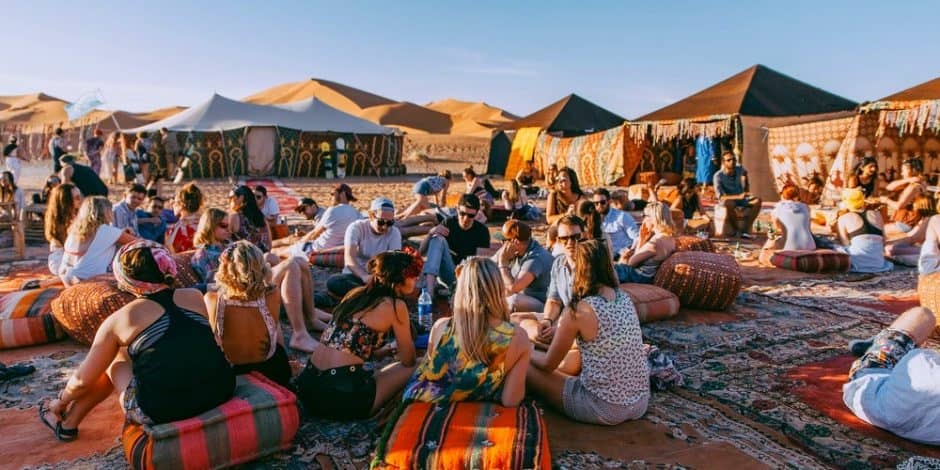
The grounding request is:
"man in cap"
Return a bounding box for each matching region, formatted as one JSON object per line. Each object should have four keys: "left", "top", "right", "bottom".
{"left": 290, "top": 184, "right": 362, "bottom": 257}
{"left": 325, "top": 197, "right": 402, "bottom": 299}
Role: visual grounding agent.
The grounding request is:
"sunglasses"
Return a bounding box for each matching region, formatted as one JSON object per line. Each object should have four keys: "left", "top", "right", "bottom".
{"left": 376, "top": 219, "right": 395, "bottom": 227}
{"left": 557, "top": 233, "right": 583, "bottom": 243}
{"left": 593, "top": 199, "right": 608, "bottom": 206}
{"left": 254, "top": 194, "right": 264, "bottom": 200}
{"left": 458, "top": 210, "right": 477, "bottom": 219}
{"left": 217, "top": 222, "right": 229, "bottom": 229}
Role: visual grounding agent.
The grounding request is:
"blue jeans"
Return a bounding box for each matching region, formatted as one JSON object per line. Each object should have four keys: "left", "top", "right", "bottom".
{"left": 422, "top": 236, "right": 457, "bottom": 287}
{"left": 615, "top": 264, "right": 654, "bottom": 284}
{"left": 413, "top": 180, "right": 433, "bottom": 196}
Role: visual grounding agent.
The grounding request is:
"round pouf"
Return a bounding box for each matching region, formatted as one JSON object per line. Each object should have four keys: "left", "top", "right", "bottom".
{"left": 674, "top": 235, "right": 716, "bottom": 253}
{"left": 653, "top": 251, "right": 742, "bottom": 311}
{"left": 917, "top": 271, "right": 940, "bottom": 331}
{"left": 51, "top": 279, "right": 135, "bottom": 345}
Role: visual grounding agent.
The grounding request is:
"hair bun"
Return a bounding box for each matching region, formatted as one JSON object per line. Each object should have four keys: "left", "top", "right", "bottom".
{"left": 162, "top": 274, "right": 176, "bottom": 286}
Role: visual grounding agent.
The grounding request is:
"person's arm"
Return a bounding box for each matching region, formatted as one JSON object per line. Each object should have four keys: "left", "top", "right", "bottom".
{"left": 342, "top": 223, "right": 371, "bottom": 282}
{"left": 59, "top": 166, "right": 72, "bottom": 184}
{"left": 884, "top": 177, "right": 919, "bottom": 192}
{"left": 438, "top": 183, "right": 449, "bottom": 208}
{"left": 116, "top": 230, "right": 137, "bottom": 245}
{"left": 501, "top": 191, "right": 512, "bottom": 210}
{"left": 391, "top": 299, "right": 416, "bottom": 366}
{"left": 545, "top": 192, "right": 561, "bottom": 224}
{"left": 497, "top": 248, "right": 536, "bottom": 294}
{"left": 626, "top": 240, "right": 657, "bottom": 267}
{"left": 622, "top": 212, "right": 640, "bottom": 244}
{"left": 532, "top": 304, "right": 580, "bottom": 371}
{"left": 882, "top": 184, "right": 920, "bottom": 212}
{"left": 741, "top": 168, "right": 750, "bottom": 193}
{"left": 419, "top": 223, "right": 449, "bottom": 253}
{"left": 499, "top": 327, "right": 532, "bottom": 407}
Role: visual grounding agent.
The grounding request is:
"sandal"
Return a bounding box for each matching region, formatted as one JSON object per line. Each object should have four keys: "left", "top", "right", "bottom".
{"left": 20, "top": 279, "right": 41, "bottom": 291}
{"left": 38, "top": 401, "right": 79, "bottom": 442}
{"left": 0, "top": 363, "right": 35, "bottom": 382}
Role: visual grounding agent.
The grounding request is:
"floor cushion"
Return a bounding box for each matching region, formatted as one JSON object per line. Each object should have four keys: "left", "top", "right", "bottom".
{"left": 918, "top": 272, "right": 940, "bottom": 331}
{"left": 123, "top": 372, "right": 300, "bottom": 470}
{"left": 308, "top": 245, "right": 345, "bottom": 269}
{"left": 51, "top": 279, "right": 135, "bottom": 345}
{"left": 372, "top": 400, "right": 550, "bottom": 470}
{"left": 674, "top": 235, "right": 715, "bottom": 253}
{"left": 654, "top": 251, "right": 742, "bottom": 311}
{"left": 0, "top": 287, "right": 65, "bottom": 349}
{"left": 171, "top": 251, "right": 201, "bottom": 288}
{"left": 620, "top": 283, "right": 680, "bottom": 323}
{"left": 770, "top": 249, "right": 850, "bottom": 273}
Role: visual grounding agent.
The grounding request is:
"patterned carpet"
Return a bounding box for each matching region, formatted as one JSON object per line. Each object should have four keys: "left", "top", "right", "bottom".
{"left": 2, "top": 244, "right": 939, "bottom": 468}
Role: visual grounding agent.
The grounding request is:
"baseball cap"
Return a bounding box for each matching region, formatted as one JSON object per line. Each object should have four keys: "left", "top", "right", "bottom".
{"left": 334, "top": 183, "right": 357, "bottom": 201}
{"left": 370, "top": 197, "right": 395, "bottom": 212}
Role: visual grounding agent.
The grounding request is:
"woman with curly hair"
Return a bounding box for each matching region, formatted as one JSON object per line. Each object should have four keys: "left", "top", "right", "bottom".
{"left": 40, "top": 241, "right": 233, "bottom": 440}
{"left": 294, "top": 250, "right": 419, "bottom": 420}
{"left": 58, "top": 196, "right": 136, "bottom": 286}
{"left": 206, "top": 241, "right": 291, "bottom": 387}
{"left": 165, "top": 182, "right": 203, "bottom": 253}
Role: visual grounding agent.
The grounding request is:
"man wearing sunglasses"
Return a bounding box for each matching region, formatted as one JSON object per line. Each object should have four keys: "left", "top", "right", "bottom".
{"left": 289, "top": 184, "right": 361, "bottom": 257}
{"left": 135, "top": 196, "right": 168, "bottom": 243}
{"left": 493, "top": 220, "right": 554, "bottom": 312}
{"left": 326, "top": 197, "right": 402, "bottom": 299}
{"left": 713, "top": 151, "right": 762, "bottom": 239}
{"left": 254, "top": 185, "right": 281, "bottom": 225}
{"left": 419, "top": 193, "right": 491, "bottom": 296}
{"left": 593, "top": 188, "right": 638, "bottom": 260}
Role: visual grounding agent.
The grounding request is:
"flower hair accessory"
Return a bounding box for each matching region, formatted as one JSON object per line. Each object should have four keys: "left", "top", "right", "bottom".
{"left": 400, "top": 246, "right": 424, "bottom": 279}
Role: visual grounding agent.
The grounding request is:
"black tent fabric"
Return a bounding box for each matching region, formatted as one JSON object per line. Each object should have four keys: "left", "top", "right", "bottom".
{"left": 501, "top": 94, "right": 625, "bottom": 136}
{"left": 486, "top": 130, "right": 512, "bottom": 176}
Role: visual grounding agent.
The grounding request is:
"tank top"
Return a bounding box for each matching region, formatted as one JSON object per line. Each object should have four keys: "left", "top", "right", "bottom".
{"left": 166, "top": 216, "right": 199, "bottom": 253}
{"left": 846, "top": 211, "right": 883, "bottom": 239}
{"left": 403, "top": 319, "right": 515, "bottom": 403}
{"left": 231, "top": 212, "right": 271, "bottom": 252}
{"left": 577, "top": 290, "right": 649, "bottom": 406}
{"left": 128, "top": 289, "right": 234, "bottom": 424}
{"left": 211, "top": 292, "right": 278, "bottom": 365}
{"left": 321, "top": 315, "right": 387, "bottom": 361}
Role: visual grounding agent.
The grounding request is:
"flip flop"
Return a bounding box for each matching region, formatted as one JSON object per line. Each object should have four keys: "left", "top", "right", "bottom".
{"left": 38, "top": 401, "right": 79, "bottom": 442}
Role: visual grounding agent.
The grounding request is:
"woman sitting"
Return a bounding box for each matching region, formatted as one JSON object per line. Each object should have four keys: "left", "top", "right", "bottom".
{"left": 192, "top": 208, "right": 328, "bottom": 353}
{"left": 502, "top": 179, "right": 539, "bottom": 221}
{"left": 881, "top": 158, "right": 928, "bottom": 242}
{"left": 41, "top": 241, "right": 234, "bottom": 440}
{"left": 206, "top": 241, "right": 291, "bottom": 387}
{"left": 515, "top": 159, "right": 541, "bottom": 196}
{"left": 526, "top": 240, "right": 649, "bottom": 425}
{"left": 294, "top": 250, "right": 419, "bottom": 420}
{"left": 546, "top": 167, "right": 586, "bottom": 225}
{"left": 403, "top": 257, "right": 530, "bottom": 406}
{"left": 761, "top": 184, "right": 815, "bottom": 260}
{"left": 59, "top": 196, "right": 137, "bottom": 286}
{"left": 836, "top": 189, "right": 893, "bottom": 273}
{"left": 165, "top": 182, "right": 203, "bottom": 254}
{"left": 463, "top": 166, "right": 495, "bottom": 214}
{"left": 671, "top": 177, "right": 706, "bottom": 230}
{"left": 44, "top": 183, "right": 82, "bottom": 276}
{"left": 398, "top": 170, "right": 451, "bottom": 219}
{"left": 615, "top": 201, "right": 676, "bottom": 284}
{"left": 846, "top": 156, "right": 879, "bottom": 198}
{"left": 227, "top": 185, "right": 273, "bottom": 254}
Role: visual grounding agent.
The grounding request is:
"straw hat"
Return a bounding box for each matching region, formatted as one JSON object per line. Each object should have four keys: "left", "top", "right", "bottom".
{"left": 842, "top": 188, "right": 866, "bottom": 212}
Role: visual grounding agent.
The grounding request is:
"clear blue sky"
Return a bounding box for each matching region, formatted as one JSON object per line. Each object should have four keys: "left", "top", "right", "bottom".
{"left": 4, "top": 1, "right": 938, "bottom": 118}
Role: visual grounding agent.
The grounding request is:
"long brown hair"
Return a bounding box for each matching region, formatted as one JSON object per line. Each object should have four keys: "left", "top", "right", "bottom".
{"left": 45, "top": 183, "right": 78, "bottom": 246}
{"left": 569, "top": 239, "right": 618, "bottom": 310}
{"left": 331, "top": 251, "right": 422, "bottom": 325}
{"left": 576, "top": 199, "right": 603, "bottom": 240}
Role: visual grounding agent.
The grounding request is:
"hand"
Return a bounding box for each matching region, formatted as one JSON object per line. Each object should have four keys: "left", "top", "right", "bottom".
{"left": 498, "top": 244, "right": 514, "bottom": 265}
{"left": 123, "top": 227, "right": 136, "bottom": 236}
{"left": 430, "top": 224, "right": 449, "bottom": 238}
{"left": 536, "top": 320, "right": 556, "bottom": 343}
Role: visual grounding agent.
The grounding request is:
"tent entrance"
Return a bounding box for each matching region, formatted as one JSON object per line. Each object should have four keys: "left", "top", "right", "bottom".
{"left": 246, "top": 127, "right": 276, "bottom": 176}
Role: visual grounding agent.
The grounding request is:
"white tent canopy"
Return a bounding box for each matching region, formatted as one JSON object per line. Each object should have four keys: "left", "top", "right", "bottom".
{"left": 126, "top": 94, "right": 394, "bottom": 134}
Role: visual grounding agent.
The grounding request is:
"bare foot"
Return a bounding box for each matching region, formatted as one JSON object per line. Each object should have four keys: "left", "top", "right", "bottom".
{"left": 289, "top": 334, "right": 319, "bottom": 353}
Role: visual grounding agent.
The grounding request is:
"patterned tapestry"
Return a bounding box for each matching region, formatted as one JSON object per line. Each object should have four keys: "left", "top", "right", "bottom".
{"left": 766, "top": 117, "right": 855, "bottom": 194}
{"left": 530, "top": 126, "right": 628, "bottom": 186}
{"left": 274, "top": 128, "right": 403, "bottom": 178}
{"left": 503, "top": 127, "right": 542, "bottom": 180}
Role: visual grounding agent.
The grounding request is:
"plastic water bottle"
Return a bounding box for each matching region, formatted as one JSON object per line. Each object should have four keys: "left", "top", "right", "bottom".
{"left": 417, "top": 288, "right": 433, "bottom": 332}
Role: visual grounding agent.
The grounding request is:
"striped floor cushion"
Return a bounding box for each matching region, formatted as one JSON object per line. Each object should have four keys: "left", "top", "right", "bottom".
{"left": 620, "top": 283, "right": 680, "bottom": 323}
{"left": 372, "top": 401, "right": 551, "bottom": 470}
{"left": 123, "top": 372, "right": 300, "bottom": 470}
{"left": 674, "top": 235, "right": 716, "bottom": 253}
{"left": 654, "top": 251, "right": 742, "bottom": 311}
{"left": 51, "top": 279, "right": 135, "bottom": 345}
{"left": 308, "top": 246, "right": 345, "bottom": 268}
{"left": 0, "top": 288, "right": 65, "bottom": 349}
{"left": 770, "top": 249, "right": 850, "bottom": 273}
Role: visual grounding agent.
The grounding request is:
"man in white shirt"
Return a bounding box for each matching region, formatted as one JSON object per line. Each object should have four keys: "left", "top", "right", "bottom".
{"left": 290, "top": 184, "right": 361, "bottom": 257}
{"left": 594, "top": 188, "right": 639, "bottom": 259}
{"left": 112, "top": 184, "right": 146, "bottom": 235}
{"left": 3, "top": 136, "right": 26, "bottom": 183}
{"left": 325, "top": 197, "right": 401, "bottom": 300}
{"left": 843, "top": 307, "right": 940, "bottom": 445}
{"left": 254, "top": 185, "right": 281, "bottom": 224}
{"left": 48, "top": 127, "right": 66, "bottom": 173}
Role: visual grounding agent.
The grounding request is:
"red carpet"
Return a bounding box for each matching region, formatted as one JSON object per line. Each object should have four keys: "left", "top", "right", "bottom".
{"left": 846, "top": 294, "right": 920, "bottom": 317}
{"left": 785, "top": 354, "right": 940, "bottom": 457}
{"left": 243, "top": 178, "right": 300, "bottom": 214}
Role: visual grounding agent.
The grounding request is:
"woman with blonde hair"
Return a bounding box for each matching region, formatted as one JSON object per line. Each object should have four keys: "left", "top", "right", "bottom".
{"left": 614, "top": 201, "right": 676, "bottom": 284}
{"left": 165, "top": 182, "right": 203, "bottom": 253}
{"left": 58, "top": 196, "right": 137, "bottom": 286}
{"left": 502, "top": 179, "right": 539, "bottom": 220}
{"left": 190, "top": 208, "right": 230, "bottom": 284}
{"left": 294, "top": 250, "right": 419, "bottom": 420}
{"left": 205, "top": 241, "right": 291, "bottom": 387}
{"left": 527, "top": 240, "right": 649, "bottom": 425}
{"left": 403, "top": 257, "right": 531, "bottom": 406}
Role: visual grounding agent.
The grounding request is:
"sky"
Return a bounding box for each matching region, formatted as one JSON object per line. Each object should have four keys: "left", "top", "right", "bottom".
{"left": 4, "top": 1, "right": 938, "bottom": 119}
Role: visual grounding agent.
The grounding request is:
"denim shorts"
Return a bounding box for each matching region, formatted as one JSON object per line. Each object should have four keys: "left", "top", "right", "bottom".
{"left": 413, "top": 180, "right": 433, "bottom": 196}
{"left": 562, "top": 377, "right": 648, "bottom": 425}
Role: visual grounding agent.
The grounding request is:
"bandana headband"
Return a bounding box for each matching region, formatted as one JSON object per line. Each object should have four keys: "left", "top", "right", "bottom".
{"left": 112, "top": 240, "right": 178, "bottom": 296}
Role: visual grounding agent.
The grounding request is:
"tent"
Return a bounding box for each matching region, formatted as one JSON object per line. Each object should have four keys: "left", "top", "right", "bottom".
{"left": 487, "top": 93, "right": 625, "bottom": 177}
{"left": 629, "top": 64, "right": 857, "bottom": 201}
{"left": 814, "top": 76, "right": 940, "bottom": 201}
{"left": 126, "top": 94, "right": 402, "bottom": 178}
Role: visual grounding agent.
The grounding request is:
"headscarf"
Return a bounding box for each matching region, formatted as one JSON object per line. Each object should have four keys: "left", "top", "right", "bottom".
{"left": 112, "top": 240, "right": 178, "bottom": 296}
{"left": 842, "top": 188, "right": 866, "bottom": 212}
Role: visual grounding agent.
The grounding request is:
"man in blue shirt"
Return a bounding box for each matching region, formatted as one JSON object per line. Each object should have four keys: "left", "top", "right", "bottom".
{"left": 713, "top": 152, "right": 762, "bottom": 238}
{"left": 136, "top": 196, "right": 168, "bottom": 243}
{"left": 493, "top": 220, "right": 554, "bottom": 312}
{"left": 593, "top": 188, "right": 639, "bottom": 259}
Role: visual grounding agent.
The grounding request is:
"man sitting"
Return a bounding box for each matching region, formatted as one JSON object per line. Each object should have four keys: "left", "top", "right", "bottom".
{"left": 713, "top": 151, "right": 762, "bottom": 238}
{"left": 294, "top": 197, "right": 324, "bottom": 222}
{"left": 593, "top": 188, "right": 638, "bottom": 260}
{"left": 844, "top": 307, "right": 940, "bottom": 445}
{"left": 419, "top": 193, "right": 491, "bottom": 296}
{"left": 289, "top": 184, "right": 361, "bottom": 258}
{"left": 326, "top": 197, "right": 402, "bottom": 299}
{"left": 113, "top": 184, "right": 147, "bottom": 236}
{"left": 136, "top": 196, "right": 169, "bottom": 243}
{"left": 492, "top": 220, "right": 554, "bottom": 312}
{"left": 254, "top": 185, "right": 280, "bottom": 224}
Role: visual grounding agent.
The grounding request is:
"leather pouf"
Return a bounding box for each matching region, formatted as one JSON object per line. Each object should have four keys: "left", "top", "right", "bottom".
{"left": 654, "top": 251, "right": 742, "bottom": 311}
{"left": 674, "top": 236, "right": 716, "bottom": 253}
{"left": 51, "top": 279, "right": 135, "bottom": 345}
{"left": 917, "top": 272, "right": 940, "bottom": 332}
{"left": 770, "top": 249, "right": 850, "bottom": 273}
{"left": 620, "top": 283, "right": 680, "bottom": 323}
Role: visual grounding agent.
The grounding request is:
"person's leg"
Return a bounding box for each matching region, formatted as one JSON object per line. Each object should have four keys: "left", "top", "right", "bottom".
{"left": 507, "top": 293, "right": 545, "bottom": 313}
{"left": 291, "top": 257, "right": 331, "bottom": 330}
{"left": 370, "top": 362, "right": 416, "bottom": 414}
{"left": 741, "top": 199, "right": 762, "bottom": 234}
{"left": 397, "top": 194, "right": 429, "bottom": 219}
{"left": 273, "top": 259, "right": 318, "bottom": 352}
{"left": 326, "top": 273, "right": 363, "bottom": 300}
{"left": 399, "top": 224, "right": 433, "bottom": 239}
{"left": 890, "top": 307, "right": 936, "bottom": 344}
{"left": 525, "top": 365, "right": 570, "bottom": 411}
{"left": 60, "top": 351, "right": 132, "bottom": 430}
{"left": 422, "top": 236, "right": 455, "bottom": 290}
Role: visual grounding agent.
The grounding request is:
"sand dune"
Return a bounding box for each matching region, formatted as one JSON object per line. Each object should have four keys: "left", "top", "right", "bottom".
{"left": 244, "top": 78, "right": 396, "bottom": 115}
{"left": 426, "top": 97, "right": 518, "bottom": 124}
{"left": 359, "top": 101, "right": 454, "bottom": 135}
{"left": 0, "top": 93, "right": 71, "bottom": 125}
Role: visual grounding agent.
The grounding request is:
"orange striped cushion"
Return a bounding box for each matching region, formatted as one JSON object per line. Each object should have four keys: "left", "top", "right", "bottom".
{"left": 373, "top": 401, "right": 550, "bottom": 470}
{"left": 123, "top": 373, "right": 300, "bottom": 470}
{"left": 621, "top": 283, "right": 680, "bottom": 322}
{"left": 0, "top": 288, "right": 65, "bottom": 349}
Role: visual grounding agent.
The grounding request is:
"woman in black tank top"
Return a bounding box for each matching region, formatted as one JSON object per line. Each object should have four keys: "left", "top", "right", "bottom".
{"left": 41, "top": 241, "right": 233, "bottom": 441}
